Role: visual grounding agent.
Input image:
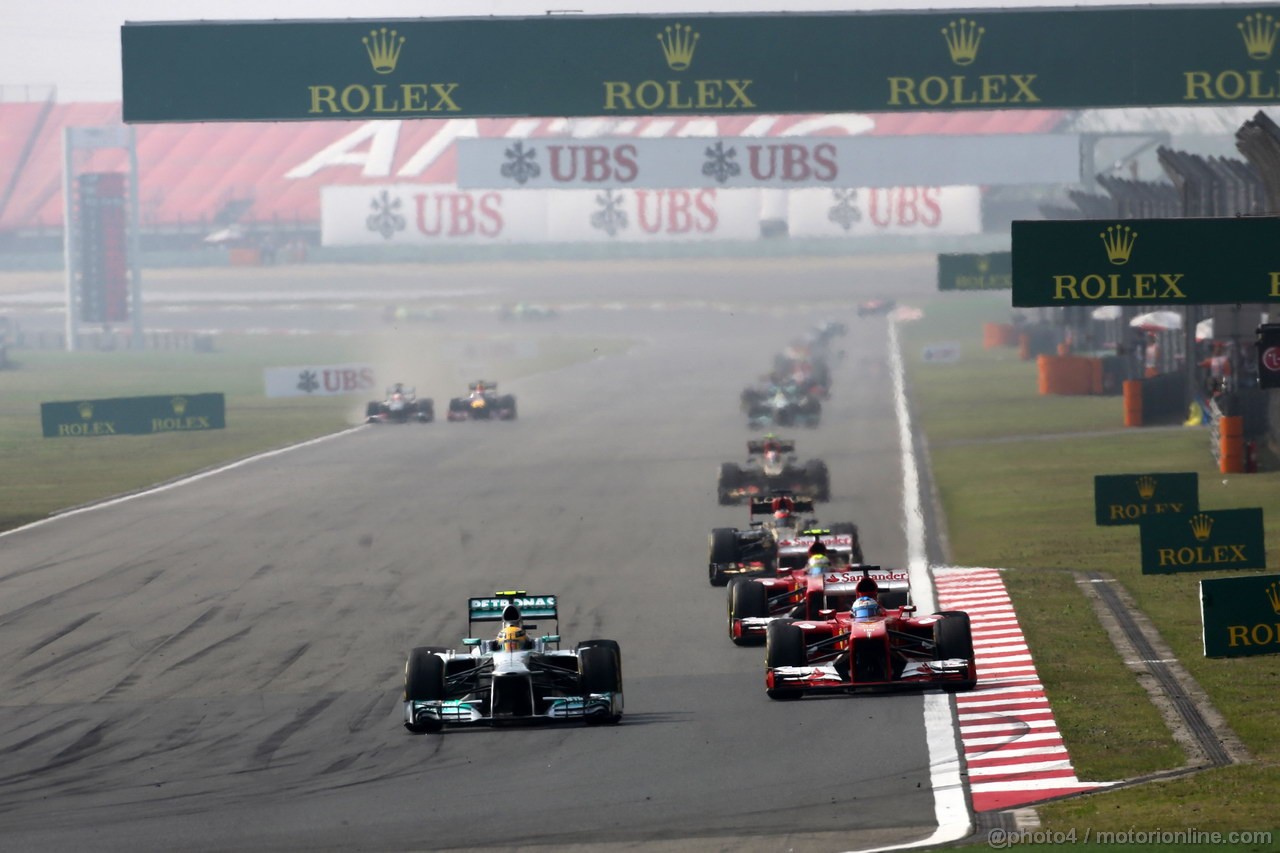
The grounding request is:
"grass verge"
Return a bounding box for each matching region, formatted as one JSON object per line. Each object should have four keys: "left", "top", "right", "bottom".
{"left": 899, "top": 294, "right": 1279, "bottom": 836}
{"left": 0, "top": 330, "right": 631, "bottom": 532}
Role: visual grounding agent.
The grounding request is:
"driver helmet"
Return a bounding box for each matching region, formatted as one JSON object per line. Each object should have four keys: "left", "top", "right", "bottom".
{"left": 772, "top": 495, "right": 795, "bottom": 522}
{"left": 806, "top": 553, "right": 831, "bottom": 575}
{"left": 852, "top": 595, "right": 882, "bottom": 620}
{"left": 499, "top": 624, "right": 528, "bottom": 652}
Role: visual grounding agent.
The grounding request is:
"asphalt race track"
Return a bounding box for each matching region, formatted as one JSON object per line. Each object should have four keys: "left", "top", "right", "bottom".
{"left": 0, "top": 257, "right": 956, "bottom": 852}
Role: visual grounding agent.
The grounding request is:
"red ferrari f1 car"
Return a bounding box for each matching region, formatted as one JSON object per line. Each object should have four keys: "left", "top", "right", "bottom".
{"left": 762, "top": 568, "right": 976, "bottom": 699}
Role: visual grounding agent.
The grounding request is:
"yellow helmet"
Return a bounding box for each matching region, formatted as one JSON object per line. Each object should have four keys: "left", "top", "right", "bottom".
{"left": 500, "top": 624, "right": 527, "bottom": 652}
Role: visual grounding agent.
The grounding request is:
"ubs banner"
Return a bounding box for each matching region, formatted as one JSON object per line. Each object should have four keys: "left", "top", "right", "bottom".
{"left": 1201, "top": 573, "right": 1280, "bottom": 658}
{"left": 264, "top": 364, "right": 376, "bottom": 398}
{"left": 788, "top": 186, "right": 980, "bottom": 238}
{"left": 42, "top": 394, "right": 226, "bottom": 437}
{"left": 456, "top": 135, "right": 1078, "bottom": 190}
{"left": 322, "top": 183, "right": 761, "bottom": 244}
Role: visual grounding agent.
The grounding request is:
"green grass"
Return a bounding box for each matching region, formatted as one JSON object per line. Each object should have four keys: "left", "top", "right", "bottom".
{"left": 0, "top": 331, "right": 631, "bottom": 532}
{"left": 899, "top": 294, "right": 1280, "bottom": 837}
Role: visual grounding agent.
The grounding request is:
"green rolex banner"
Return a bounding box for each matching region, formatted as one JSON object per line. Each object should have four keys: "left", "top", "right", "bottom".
{"left": 1094, "top": 472, "right": 1198, "bottom": 526}
{"left": 41, "top": 394, "right": 226, "bottom": 438}
{"left": 1139, "top": 508, "right": 1266, "bottom": 575}
{"left": 1201, "top": 573, "right": 1280, "bottom": 658}
{"left": 937, "top": 252, "right": 1012, "bottom": 291}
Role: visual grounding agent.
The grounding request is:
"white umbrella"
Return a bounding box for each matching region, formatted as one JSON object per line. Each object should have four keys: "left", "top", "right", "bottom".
{"left": 1129, "top": 310, "right": 1182, "bottom": 332}
{"left": 1196, "top": 317, "right": 1213, "bottom": 342}
{"left": 1091, "top": 305, "right": 1122, "bottom": 321}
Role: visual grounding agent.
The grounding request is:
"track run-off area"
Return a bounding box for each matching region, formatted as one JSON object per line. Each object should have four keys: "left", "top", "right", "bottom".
{"left": 0, "top": 257, "right": 1077, "bottom": 851}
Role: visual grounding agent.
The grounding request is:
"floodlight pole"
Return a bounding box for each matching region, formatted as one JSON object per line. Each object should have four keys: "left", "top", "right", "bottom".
{"left": 61, "top": 128, "right": 79, "bottom": 352}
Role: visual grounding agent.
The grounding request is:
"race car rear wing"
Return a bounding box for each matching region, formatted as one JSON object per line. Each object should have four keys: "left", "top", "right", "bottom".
{"left": 467, "top": 380, "right": 498, "bottom": 392}
{"left": 467, "top": 591, "right": 558, "bottom": 635}
{"left": 749, "top": 495, "right": 815, "bottom": 516}
{"left": 746, "top": 439, "right": 796, "bottom": 455}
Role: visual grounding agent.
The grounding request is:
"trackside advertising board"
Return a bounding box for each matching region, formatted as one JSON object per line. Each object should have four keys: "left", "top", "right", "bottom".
{"left": 41, "top": 394, "right": 226, "bottom": 438}
{"left": 264, "top": 364, "right": 377, "bottom": 398}
{"left": 123, "top": 8, "right": 1280, "bottom": 122}
{"left": 456, "top": 135, "right": 1078, "bottom": 189}
{"left": 1093, "top": 472, "right": 1198, "bottom": 527}
{"left": 1139, "top": 508, "right": 1266, "bottom": 575}
{"left": 1012, "top": 217, "right": 1280, "bottom": 307}
{"left": 938, "top": 252, "right": 1013, "bottom": 291}
{"left": 1201, "top": 573, "right": 1280, "bottom": 658}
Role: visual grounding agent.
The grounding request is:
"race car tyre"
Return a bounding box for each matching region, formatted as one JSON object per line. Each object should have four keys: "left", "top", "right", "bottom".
{"left": 405, "top": 647, "right": 447, "bottom": 702}
{"left": 728, "top": 578, "right": 768, "bottom": 619}
{"left": 579, "top": 645, "right": 623, "bottom": 724}
{"left": 708, "top": 563, "right": 729, "bottom": 587}
{"left": 805, "top": 459, "right": 830, "bottom": 501}
{"left": 717, "top": 463, "right": 741, "bottom": 505}
{"left": 728, "top": 579, "right": 769, "bottom": 645}
{"left": 448, "top": 398, "right": 466, "bottom": 413}
{"left": 765, "top": 620, "right": 806, "bottom": 701}
{"left": 829, "top": 522, "right": 864, "bottom": 563}
{"left": 934, "top": 613, "right": 977, "bottom": 692}
{"left": 708, "top": 527, "right": 739, "bottom": 566}
{"left": 501, "top": 395, "right": 518, "bottom": 420}
{"left": 365, "top": 401, "right": 382, "bottom": 418}
{"left": 418, "top": 400, "right": 435, "bottom": 423}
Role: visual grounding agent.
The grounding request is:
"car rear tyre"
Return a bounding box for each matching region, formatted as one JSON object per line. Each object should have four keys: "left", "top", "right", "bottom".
{"left": 579, "top": 645, "right": 623, "bottom": 724}
{"left": 717, "top": 462, "right": 741, "bottom": 505}
{"left": 934, "top": 613, "right": 977, "bottom": 692}
{"left": 405, "top": 647, "right": 446, "bottom": 702}
{"left": 765, "top": 620, "right": 805, "bottom": 700}
{"left": 709, "top": 527, "right": 739, "bottom": 566}
{"left": 806, "top": 459, "right": 830, "bottom": 501}
{"left": 728, "top": 579, "right": 769, "bottom": 645}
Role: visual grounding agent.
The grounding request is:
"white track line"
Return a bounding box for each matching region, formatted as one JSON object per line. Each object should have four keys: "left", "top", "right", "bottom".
{"left": 853, "top": 319, "right": 971, "bottom": 853}
{"left": 0, "top": 426, "right": 367, "bottom": 539}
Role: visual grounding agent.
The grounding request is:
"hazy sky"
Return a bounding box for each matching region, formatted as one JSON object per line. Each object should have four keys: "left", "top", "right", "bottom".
{"left": 0, "top": 0, "right": 1262, "bottom": 102}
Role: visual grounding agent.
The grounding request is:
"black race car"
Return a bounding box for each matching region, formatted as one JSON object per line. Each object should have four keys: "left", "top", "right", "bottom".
{"left": 366, "top": 385, "right": 433, "bottom": 423}
{"left": 717, "top": 437, "right": 830, "bottom": 505}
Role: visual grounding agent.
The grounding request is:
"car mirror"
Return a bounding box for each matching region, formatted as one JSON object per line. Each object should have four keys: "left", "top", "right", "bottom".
{"left": 463, "top": 638, "right": 482, "bottom": 646}
{"left": 541, "top": 635, "right": 560, "bottom": 643}
{"left": 818, "top": 609, "right": 835, "bottom": 618}
{"left": 900, "top": 605, "right": 916, "bottom": 615}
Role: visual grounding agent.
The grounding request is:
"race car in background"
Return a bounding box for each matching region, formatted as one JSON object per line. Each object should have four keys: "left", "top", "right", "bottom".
{"left": 717, "top": 436, "right": 830, "bottom": 504}
{"left": 403, "top": 592, "right": 623, "bottom": 733}
{"left": 857, "top": 298, "right": 897, "bottom": 317}
{"left": 366, "top": 385, "right": 433, "bottom": 423}
{"left": 727, "top": 547, "right": 893, "bottom": 646}
{"left": 763, "top": 567, "right": 976, "bottom": 699}
{"left": 741, "top": 384, "right": 822, "bottom": 429}
{"left": 447, "top": 380, "right": 518, "bottom": 421}
{"left": 707, "top": 495, "right": 860, "bottom": 587}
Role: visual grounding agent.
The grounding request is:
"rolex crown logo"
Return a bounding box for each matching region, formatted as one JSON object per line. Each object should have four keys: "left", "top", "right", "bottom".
{"left": 1100, "top": 224, "right": 1137, "bottom": 265}
{"left": 1237, "top": 13, "right": 1279, "bottom": 60}
{"left": 1189, "top": 513, "right": 1214, "bottom": 542}
{"left": 976, "top": 256, "right": 991, "bottom": 274}
{"left": 1266, "top": 581, "right": 1280, "bottom": 616}
{"left": 941, "top": 18, "right": 984, "bottom": 66}
{"left": 171, "top": 396, "right": 188, "bottom": 416}
{"left": 78, "top": 401, "right": 94, "bottom": 420}
{"left": 657, "top": 23, "right": 700, "bottom": 71}
{"left": 1136, "top": 475, "right": 1157, "bottom": 500}
{"left": 363, "top": 27, "right": 405, "bottom": 74}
